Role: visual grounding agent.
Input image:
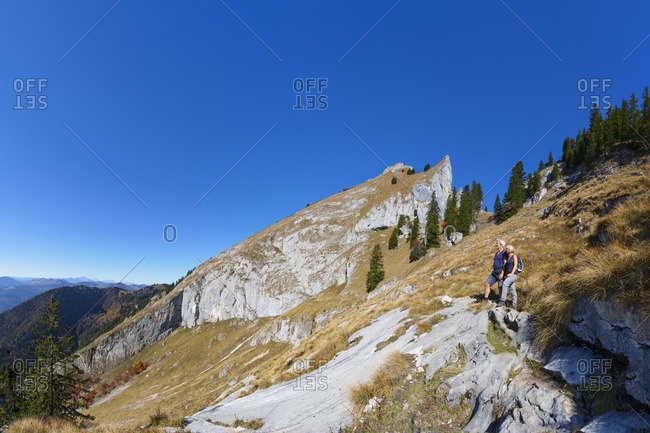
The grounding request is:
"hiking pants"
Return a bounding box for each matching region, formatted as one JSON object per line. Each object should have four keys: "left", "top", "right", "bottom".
{"left": 500, "top": 274, "right": 518, "bottom": 305}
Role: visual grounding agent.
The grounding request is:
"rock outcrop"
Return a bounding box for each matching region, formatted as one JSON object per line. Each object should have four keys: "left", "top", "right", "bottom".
{"left": 75, "top": 292, "right": 183, "bottom": 375}
{"left": 568, "top": 298, "right": 650, "bottom": 406}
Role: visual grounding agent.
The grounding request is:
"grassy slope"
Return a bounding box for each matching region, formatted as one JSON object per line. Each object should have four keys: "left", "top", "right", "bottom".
{"left": 85, "top": 156, "right": 648, "bottom": 426}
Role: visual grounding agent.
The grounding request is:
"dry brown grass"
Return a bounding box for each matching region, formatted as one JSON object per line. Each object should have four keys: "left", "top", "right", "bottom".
{"left": 532, "top": 189, "right": 650, "bottom": 350}
{"left": 5, "top": 417, "right": 167, "bottom": 433}
{"left": 347, "top": 351, "right": 411, "bottom": 414}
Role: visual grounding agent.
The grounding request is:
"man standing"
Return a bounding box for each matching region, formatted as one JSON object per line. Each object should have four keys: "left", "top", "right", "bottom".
{"left": 482, "top": 238, "right": 506, "bottom": 302}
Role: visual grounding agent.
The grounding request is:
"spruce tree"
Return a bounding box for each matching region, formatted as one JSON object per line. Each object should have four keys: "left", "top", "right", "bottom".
{"left": 469, "top": 181, "right": 483, "bottom": 215}
{"left": 408, "top": 217, "right": 420, "bottom": 247}
{"left": 550, "top": 162, "right": 560, "bottom": 182}
{"left": 493, "top": 194, "right": 502, "bottom": 222}
{"left": 501, "top": 161, "right": 526, "bottom": 221}
{"left": 629, "top": 92, "right": 641, "bottom": 131}
{"left": 0, "top": 357, "right": 27, "bottom": 423}
{"left": 26, "top": 296, "right": 91, "bottom": 420}
{"left": 457, "top": 185, "right": 472, "bottom": 235}
{"left": 547, "top": 151, "right": 553, "bottom": 167}
{"left": 641, "top": 87, "right": 650, "bottom": 139}
{"left": 562, "top": 137, "right": 574, "bottom": 169}
{"left": 425, "top": 192, "right": 440, "bottom": 248}
{"left": 388, "top": 227, "right": 399, "bottom": 250}
{"left": 366, "top": 244, "right": 385, "bottom": 292}
{"left": 397, "top": 215, "right": 405, "bottom": 229}
{"left": 538, "top": 160, "right": 545, "bottom": 172}
{"left": 443, "top": 188, "right": 457, "bottom": 228}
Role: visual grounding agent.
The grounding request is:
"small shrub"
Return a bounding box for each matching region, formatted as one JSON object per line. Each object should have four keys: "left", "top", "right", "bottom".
{"left": 409, "top": 239, "right": 426, "bottom": 262}
{"left": 391, "top": 176, "right": 397, "bottom": 184}
{"left": 406, "top": 168, "right": 416, "bottom": 175}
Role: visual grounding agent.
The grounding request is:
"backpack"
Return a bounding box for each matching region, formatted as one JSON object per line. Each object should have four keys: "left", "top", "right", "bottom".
{"left": 516, "top": 256, "right": 524, "bottom": 273}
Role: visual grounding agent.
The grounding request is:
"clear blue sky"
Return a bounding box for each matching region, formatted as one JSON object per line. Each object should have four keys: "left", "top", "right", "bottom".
{"left": 1, "top": 1, "right": 648, "bottom": 284}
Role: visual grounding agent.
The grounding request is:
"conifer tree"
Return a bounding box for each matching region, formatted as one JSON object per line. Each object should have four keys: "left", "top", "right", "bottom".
{"left": 425, "top": 192, "right": 440, "bottom": 248}
{"left": 538, "top": 160, "right": 544, "bottom": 172}
{"left": 641, "top": 87, "right": 650, "bottom": 138}
{"left": 391, "top": 176, "right": 397, "bottom": 185}
{"left": 547, "top": 151, "right": 553, "bottom": 167}
{"left": 0, "top": 357, "right": 27, "bottom": 423}
{"left": 443, "top": 188, "right": 457, "bottom": 228}
{"left": 501, "top": 161, "right": 526, "bottom": 221}
{"left": 408, "top": 217, "right": 420, "bottom": 247}
{"left": 397, "top": 214, "right": 407, "bottom": 231}
{"left": 26, "top": 296, "right": 91, "bottom": 420}
{"left": 629, "top": 92, "right": 641, "bottom": 131}
{"left": 366, "top": 245, "right": 385, "bottom": 292}
{"left": 457, "top": 185, "right": 472, "bottom": 235}
{"left": 550, "top": 162, "right": 560, "bottom": 182}
{"left": 470, "top": 181, "right": 483, "bottom": 214}
{"left": 493, "top": 194, "right": 502, "bottom": 222}
{"left": 423, "top": 163, "right": 431, "bottom": 172}
{"left": 388, "top": 227, "right": 399, "bottom": 250}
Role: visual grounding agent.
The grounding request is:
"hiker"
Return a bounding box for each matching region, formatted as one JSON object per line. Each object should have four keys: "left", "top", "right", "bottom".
{"left": 497, "top": 245, "right": 518, "bottom": 309}
{"left": 483, "top": 238, "right": 506, "bottom": 302}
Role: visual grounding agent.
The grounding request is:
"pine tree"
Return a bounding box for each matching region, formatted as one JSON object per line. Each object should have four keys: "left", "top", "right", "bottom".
{"left": 587, "top": 104, "right": 604, "bottom": 164}
{"left": 550, "top": 162, "right": 560, "bottom": 181}
{"left": 641, "top": 87, "right": 650, "bottom": 139}
{"left": 501, "top": 161, "right": 526, "bottom": 220}
{"left": 538, "top": 160, "right": 544, "bottom": 172}
{"left": 457, "top": 185, "right": 472, "bottom": 235}
{"left": 470, "top": 181, "right": 483, "bottom": 214}
{"left": 408, "top": 217, "right": 420, "bottom": 247}
{"left": 561, "top": 137, "right": 573, "bottom": 168}
{"left": 547, "top": 151, "right": 553, "bottom": 167}
{"left": 388, "top": 228, "right": 399, "bottom": 250}
{"left": 366, "top": 245, "right": 385, "bottom": 292}
{"left": 423, "top": 163, "right": 431, "bottom": 172}
{"left": 0, "top": 357, "right": 27, "bottom": 423}
{"left": 493, "top": 194, "right": 502, "bottom": 222}
{"left": 629, "top": 92, "right": 641, "bottom": 132}
{"left": 26, "top": 296, "right": 91, "bottom": 420}
{"left": 397, "top": 214, "right": 407, "bottom": 231}
{"left": 425, "top": 192, "right": 440, "bottom": 248}
{"left": 443, "top": 188, "right": 457, "bottom": 228}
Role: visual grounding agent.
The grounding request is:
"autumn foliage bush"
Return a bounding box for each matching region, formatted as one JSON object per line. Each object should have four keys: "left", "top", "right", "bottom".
{"left": 83, "top": 361, "right": 148, "bottom": 406}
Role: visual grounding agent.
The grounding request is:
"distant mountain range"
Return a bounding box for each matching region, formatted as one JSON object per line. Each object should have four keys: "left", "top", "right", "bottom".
{"left": 0, "top": 277, "right": 148, "bottom": 313}
{"left": 0, "top": 283, "right": 171, "bottom": 364}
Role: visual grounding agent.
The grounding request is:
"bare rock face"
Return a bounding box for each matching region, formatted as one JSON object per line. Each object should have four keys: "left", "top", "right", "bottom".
{"left": 182, "top": 156, "right": 452, "bottom": 328}
{"left": 75, "top": 292, "right": 183, "bottom": 375}
{"left": 496, "top": 370, "right": 583, "bottom": 433}
{"left": 568, "top": 298, "right": 650, "bottom": 406}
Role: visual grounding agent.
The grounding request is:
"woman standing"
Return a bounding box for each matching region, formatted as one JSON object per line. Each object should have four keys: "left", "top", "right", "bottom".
{"left": 497, "top": 245, "right": 518, "bottom": 309}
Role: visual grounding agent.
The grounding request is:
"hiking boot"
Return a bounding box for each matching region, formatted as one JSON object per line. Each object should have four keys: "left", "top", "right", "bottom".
{"left": 496, "top": 300, "right": 506, "bottom": 307}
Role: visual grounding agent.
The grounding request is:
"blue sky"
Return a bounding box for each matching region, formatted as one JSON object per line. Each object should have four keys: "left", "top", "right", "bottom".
{"left": 1, "top": 1, "right": 648, "bottom": 284}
